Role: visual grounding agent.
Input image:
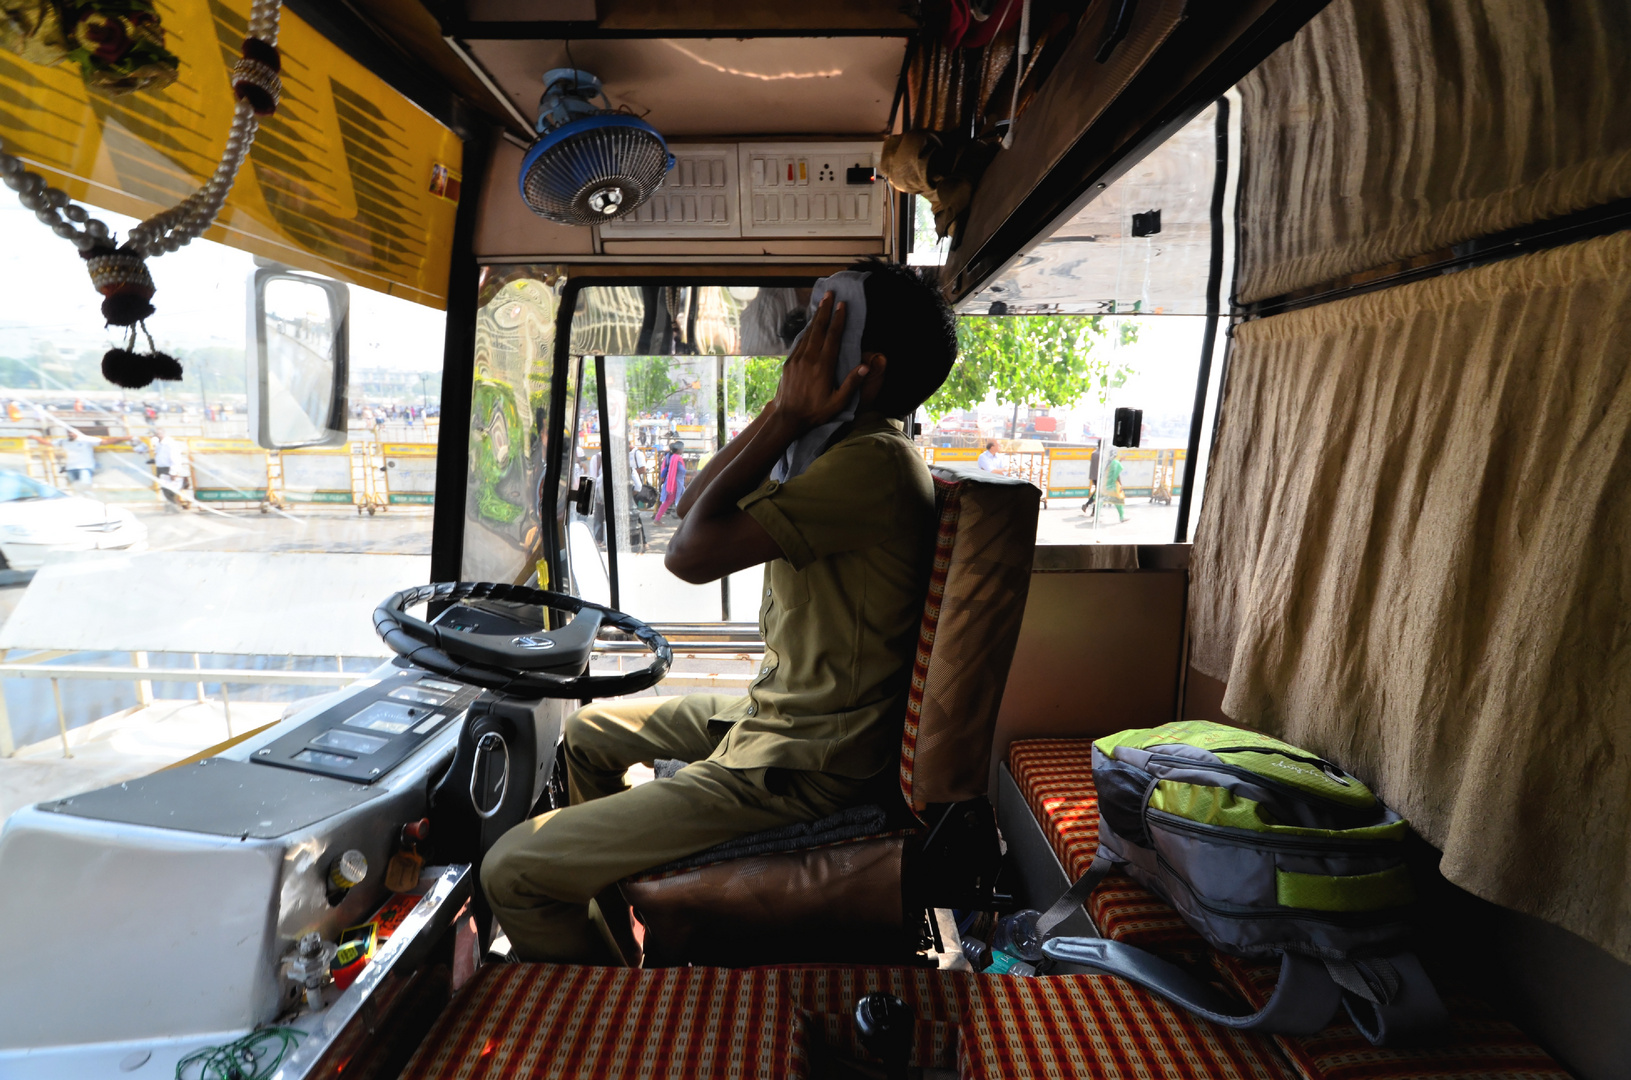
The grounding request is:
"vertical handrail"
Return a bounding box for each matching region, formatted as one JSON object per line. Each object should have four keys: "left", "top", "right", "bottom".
{"left": 595, "top": 355, "right": 620, "bottom": 613}
{"left": 132, "top": 650, "right": 153, "bottom": 705}
{"left": 50, "top": 677, "right": 71, "bottom": 758}
{"left": 0, "top": 648, "right": 13, "bottom": 757}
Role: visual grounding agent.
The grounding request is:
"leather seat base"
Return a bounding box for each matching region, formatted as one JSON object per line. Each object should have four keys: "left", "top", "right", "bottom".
{"left": 621, "top": 834, "right": 914, "bottom": 967}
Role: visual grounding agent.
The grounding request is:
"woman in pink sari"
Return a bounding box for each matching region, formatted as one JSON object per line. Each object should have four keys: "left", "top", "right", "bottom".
{"left": 653, "top": 441, "right": 687, "bottom": 524}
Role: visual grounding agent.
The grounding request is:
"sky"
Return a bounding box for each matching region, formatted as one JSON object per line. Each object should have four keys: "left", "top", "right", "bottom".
{"left": 0, "top": 199, "right": 447, "bottom": 372}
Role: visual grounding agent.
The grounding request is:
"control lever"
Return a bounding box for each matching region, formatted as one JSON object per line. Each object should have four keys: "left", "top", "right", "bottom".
{"left": 854, "top": 992, "right": 914, "bottom": 1080}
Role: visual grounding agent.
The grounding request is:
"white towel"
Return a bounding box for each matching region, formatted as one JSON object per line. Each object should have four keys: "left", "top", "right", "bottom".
{"left": 769, "top": 270, "right": 870, "bottom": 482}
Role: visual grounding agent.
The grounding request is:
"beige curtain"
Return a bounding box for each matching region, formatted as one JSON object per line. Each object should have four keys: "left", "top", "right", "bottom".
{"left": 1235, "top": 0, "right": 1631, "bottom": 303}
{"left": 1190, "top": 231, "right": 1631, "bottom": 962}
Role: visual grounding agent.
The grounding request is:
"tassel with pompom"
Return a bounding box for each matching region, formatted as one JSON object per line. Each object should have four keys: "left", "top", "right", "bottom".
{"left": 84, "top": 245, "right": 183, "bottom": 388}
{"left": 85, "top": 246, "right": 155, "bottom": 326}
{"left": 101, "top": 325, "right": 184, "bottom": 389}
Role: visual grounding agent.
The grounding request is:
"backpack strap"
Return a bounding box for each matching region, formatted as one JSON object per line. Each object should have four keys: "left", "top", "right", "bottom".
{"left": 1035, "top": 852, "right": 1115, "bottom": 937}
{"left": 1328, "top": 952, "right": 1449, "bottom": 1044}
{"left": 1041, "top": 937, "right": 1343, "bottom": 1035}
{"left": 1033, "top": 850, "right": 1447, "bottom": 1046}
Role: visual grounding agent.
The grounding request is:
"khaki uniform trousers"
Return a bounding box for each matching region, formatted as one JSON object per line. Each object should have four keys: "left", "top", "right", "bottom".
{"left": 480, "top": 694, "right": 868, "bottom": 963}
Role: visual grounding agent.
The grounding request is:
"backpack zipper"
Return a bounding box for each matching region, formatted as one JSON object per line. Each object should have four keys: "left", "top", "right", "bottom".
{"left": 1208, "top": 744, "right": 1344, "bottom": 772}
{"left": 1144, "top": 752, "right": 1380, "bottom": 824}
{"left": 1147, "top": 807, "right": 1395, "bottom": 855}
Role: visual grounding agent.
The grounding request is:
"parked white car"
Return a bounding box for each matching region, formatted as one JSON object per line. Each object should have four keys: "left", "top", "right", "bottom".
{"left": 0, "top": 470, "right": 148, "bottom": 569}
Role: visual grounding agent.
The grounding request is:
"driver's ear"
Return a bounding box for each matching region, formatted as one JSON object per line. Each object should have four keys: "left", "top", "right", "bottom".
{"left": 858, "top": 352, "right": 888, "bottom": 406}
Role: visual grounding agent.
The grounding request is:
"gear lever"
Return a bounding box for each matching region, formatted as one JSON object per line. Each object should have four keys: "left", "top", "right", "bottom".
{"left": 854, "top": 992, "right": 914, "bottom": 1080}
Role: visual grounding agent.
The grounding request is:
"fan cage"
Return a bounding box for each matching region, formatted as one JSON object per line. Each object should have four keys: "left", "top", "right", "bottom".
{"left": 519, "top": 115, "right": 673, "bottom": 227}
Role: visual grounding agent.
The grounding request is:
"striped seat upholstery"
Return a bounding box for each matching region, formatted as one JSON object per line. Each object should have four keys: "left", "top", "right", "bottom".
{"left": 1008, "top": 739, "right": 1104, "bottom": 876}
{"left": 398, "top": 963, "right": 981, "bottom": 1079}
{"left": 399, "top": 960, "right": 1302, "bottom": 1080}
{"left": 780, "top": 965, "right": 977, "bottom": 1071}
{"left": 398, "top": 963, "right": 811, "bottom": 1080}
{"left": 1008, "top": 738, "right": 1207, "bottom": 957}
{"left": 899, "top": 470, "right": 1039, "bottom": 817}
{"left": 1212, "top": 955, "right": 1573, "bottom": 1080}
{"left": 960, "top": 973, "right": 1298, "bottom": 1080}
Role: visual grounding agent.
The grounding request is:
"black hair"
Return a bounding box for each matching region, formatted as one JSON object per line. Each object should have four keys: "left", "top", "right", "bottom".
{"left": 852, "top": 258, "right": 958, "bottom": 416}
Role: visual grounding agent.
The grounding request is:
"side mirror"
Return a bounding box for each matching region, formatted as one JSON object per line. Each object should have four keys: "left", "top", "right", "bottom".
{"left": 249, "top": 269, "right": 349, "bottom": 449}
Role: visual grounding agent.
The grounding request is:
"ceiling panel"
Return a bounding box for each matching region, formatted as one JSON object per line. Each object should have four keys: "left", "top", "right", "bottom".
{"left": 465, "top": 37, "right": 904, "bottom": 137}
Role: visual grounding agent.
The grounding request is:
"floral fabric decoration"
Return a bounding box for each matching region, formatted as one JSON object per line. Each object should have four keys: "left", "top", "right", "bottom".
{"left": 1, "top": 0, "right": 179, "bottom": 95}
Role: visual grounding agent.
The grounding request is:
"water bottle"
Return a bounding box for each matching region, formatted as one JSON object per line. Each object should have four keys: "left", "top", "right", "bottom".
{"left": 991, "top": 909, "right": 1044, "bottom": 962}
{"left": 960, "top": 936, "right": 993, "bottom": 972}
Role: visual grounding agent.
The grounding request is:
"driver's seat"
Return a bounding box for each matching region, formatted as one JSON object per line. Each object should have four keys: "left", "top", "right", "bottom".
{"left": 619, "top": 466, "right": 1040, "bottom": 966}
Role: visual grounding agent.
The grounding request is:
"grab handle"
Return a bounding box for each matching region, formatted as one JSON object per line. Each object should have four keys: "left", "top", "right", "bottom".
{"left": 470, "top": 731, "right": 510, "bottom": 820}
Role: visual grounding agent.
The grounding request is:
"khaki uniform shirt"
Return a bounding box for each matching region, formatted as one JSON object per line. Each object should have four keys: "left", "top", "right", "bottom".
{"left": 706, "top": 413, "right": 935, "bottom": 778}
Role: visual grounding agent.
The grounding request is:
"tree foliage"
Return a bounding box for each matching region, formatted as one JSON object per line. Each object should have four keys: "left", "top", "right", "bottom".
{"left": 624, "top": 355, "right": 675, "bottom": 415}
{"left": 924, "top": 316, "right": 1139, "bottom": 421}
{"left": 740, "top": 357, "right": 782, "bottom": 416}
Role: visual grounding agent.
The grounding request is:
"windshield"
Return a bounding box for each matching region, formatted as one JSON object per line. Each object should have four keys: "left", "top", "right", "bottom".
{"left": 0, "top": 197, "right": 444, "bottom": 823}
{"left": 0, "top": 472, "right": 67, "bottom": 502}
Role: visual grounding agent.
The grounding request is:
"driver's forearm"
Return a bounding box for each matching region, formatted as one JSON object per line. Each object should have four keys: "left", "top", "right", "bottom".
{"left": 669, "top": 408, "right": 800, "bottom": 546}
{"left": 673, "top": 408, "right": 771, "bottom": 518}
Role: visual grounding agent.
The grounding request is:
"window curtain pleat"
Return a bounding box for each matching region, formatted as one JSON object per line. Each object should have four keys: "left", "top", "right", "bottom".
{"left": 1235, "top": 0, "right": 1631, "bottom": 303}
{"left": 1190, "top": 231, "right": 1631, "bottom": 962}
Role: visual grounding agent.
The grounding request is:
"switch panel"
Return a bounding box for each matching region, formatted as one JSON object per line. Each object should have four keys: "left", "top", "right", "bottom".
{"left": 600, "top": 143, "right": 740, "bottom": 238}
{"left": 739, "top": 141, "right": 884, "bottom": 238}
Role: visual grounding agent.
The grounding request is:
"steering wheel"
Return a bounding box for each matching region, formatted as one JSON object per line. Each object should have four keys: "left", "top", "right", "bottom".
{"left": 373, "top": 581, "right": 671, "bottom": 699}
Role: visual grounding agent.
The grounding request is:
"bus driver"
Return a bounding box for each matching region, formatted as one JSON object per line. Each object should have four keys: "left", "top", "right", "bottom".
{"left": 481, "top": 261, "right": 959, "bottom": 962}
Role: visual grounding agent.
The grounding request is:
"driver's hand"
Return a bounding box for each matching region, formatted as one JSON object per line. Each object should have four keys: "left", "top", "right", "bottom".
{"left": 768, "top": 293, "right": 866, "bottom": 434}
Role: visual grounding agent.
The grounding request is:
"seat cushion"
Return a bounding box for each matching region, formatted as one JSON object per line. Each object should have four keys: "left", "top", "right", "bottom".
{"left": 960, "top": 972, "right": 1298, "bottom": 1080}
{"left": 1008, "top": 738, "right": 1207, "bottom": 958}
{"left": 1008, "top": 738, "right": 1104, "bottom": 876}
{"left": 1212, "top": 954, "right": 1574, "bottom": 1080}
{"left": 621, "top": 833, "right": 915, "bottom": 967}
{"left": 397, "top": 963, "right": 812, "bottom": 1080}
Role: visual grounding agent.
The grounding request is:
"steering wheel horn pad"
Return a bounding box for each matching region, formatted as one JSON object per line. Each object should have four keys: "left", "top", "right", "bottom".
{"left": 374, "top": 582, "right": 671, "bottom": 699}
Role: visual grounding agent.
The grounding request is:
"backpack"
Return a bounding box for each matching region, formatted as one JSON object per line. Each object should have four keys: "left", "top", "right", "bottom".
{"left": 1037, "top": 720, "right": 1448, "bottom": 1046}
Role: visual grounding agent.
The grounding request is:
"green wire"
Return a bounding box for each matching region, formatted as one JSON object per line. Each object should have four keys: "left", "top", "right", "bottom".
{"left": 174, "top": 1026, "right": 304, "bottom": 1080}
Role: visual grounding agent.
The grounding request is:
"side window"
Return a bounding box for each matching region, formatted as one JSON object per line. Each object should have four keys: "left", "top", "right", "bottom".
{"left": 949, "top": 99, "right": 1236, "bottom": 545}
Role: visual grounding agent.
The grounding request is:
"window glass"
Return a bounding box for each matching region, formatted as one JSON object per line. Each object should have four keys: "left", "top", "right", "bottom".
{"left": 561, "top": 284, "right": 809, "bottom": 624}
{"left": 0, "top": 198, "right": 443, "bottom": 810}
{"left": 940, "top": 101, "right": 1232, "bottom": 544}
{"left": 571, "top": 285, "right": 799, "bottom": 358}
{"left": 923, "top": 313, "right": 1202, "bottom": 544}
{"left": 961, "top": 102, "right": 1221, "bottom": 316}
{"left": 591, "top": 355, "right": 765, "bottom": 622}
{"left": 0, "top": 473, "right": 67, "bottom": 502}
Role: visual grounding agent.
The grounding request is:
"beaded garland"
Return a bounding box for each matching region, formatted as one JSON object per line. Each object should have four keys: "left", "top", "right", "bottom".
{"left": 0, "top": 0, "right": 283, "bottom": 389}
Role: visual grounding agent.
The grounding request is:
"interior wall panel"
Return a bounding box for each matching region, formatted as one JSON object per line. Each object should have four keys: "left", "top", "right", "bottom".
{"left": 991, "top": 568, "right": 1186, "bottom": 794}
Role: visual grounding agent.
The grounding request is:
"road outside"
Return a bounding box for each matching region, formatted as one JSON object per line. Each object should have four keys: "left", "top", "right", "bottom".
{"left": 1035, "top": 499, "right": 1180, "bottom": 545}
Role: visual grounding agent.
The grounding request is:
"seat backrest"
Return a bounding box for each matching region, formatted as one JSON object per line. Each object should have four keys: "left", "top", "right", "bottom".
{"left": 899, "top": 466, "right": 1040, "bottom": 816}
